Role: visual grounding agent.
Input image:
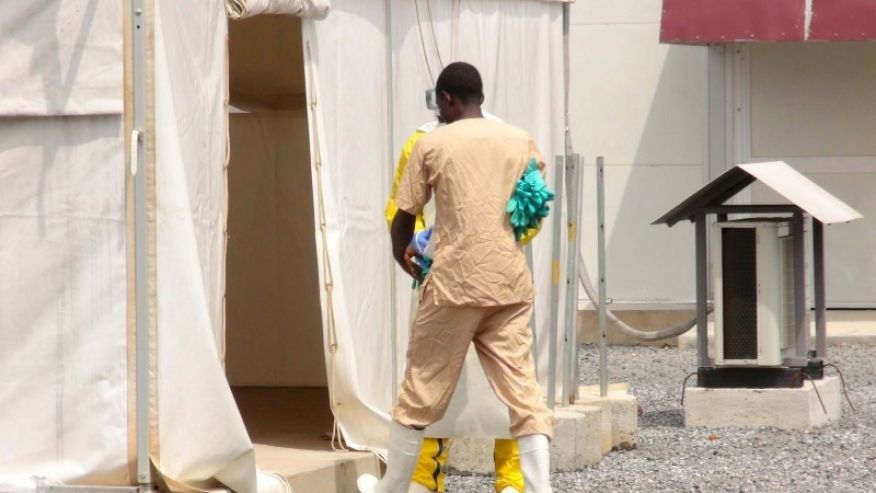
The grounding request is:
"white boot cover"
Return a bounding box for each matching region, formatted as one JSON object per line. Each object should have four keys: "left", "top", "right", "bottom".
{"left": 357, "top": 421, "right": 425, "bottom": 493}
{"left": 518, "top": 434, "right": 553, "bottom": 493}
{"left": 407, "top": 483, "right": 434, "bottom": 493}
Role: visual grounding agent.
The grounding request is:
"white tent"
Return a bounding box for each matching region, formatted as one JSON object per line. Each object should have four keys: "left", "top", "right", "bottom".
{"left": 0, "top": 0, "right": 572, "bottom": 491}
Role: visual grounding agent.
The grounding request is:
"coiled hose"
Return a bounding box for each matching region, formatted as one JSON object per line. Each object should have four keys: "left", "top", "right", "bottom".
{"left": 577, "top": 250, "right": 712, "bottom": 341}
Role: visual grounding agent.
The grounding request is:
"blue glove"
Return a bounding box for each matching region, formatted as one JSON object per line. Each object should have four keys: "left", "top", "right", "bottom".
{"left": 410, "top": 227, "right": 434, "bottom": 289}
{"left": 411, "top": 227, "right": 434, "bottom": 256}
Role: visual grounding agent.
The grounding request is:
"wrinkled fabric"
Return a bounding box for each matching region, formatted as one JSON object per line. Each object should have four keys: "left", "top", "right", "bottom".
{"left": 396, "top": 118, "right": 546, "bottom": 307}
{"left": 392, "top": 286, "right": 553, "bottom": 439}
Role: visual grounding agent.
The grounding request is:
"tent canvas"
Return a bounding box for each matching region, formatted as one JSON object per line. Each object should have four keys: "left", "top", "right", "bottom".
{"left": 0, "top": 0, "right": 572, "bottom": 491}
{"left": 302, "top": 0, "right": 570, "bottom": 452}
{"left": 0, "top": 1, "right": 278, "bottom": 491}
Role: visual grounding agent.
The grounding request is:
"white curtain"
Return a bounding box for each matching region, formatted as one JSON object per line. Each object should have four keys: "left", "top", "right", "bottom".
{"left": 303, "top": 0, "right": 566, "bottom": 453}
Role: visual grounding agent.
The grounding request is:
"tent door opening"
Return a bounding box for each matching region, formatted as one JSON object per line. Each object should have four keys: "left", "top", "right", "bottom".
{"left": 225, "top": 14, "right": 358, "bottom": 486}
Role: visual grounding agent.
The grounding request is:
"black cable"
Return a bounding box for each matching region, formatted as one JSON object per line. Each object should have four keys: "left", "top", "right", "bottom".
{"left": 426, "top": 0, "right": 444, "bottom": 69}
{"left": 414, "top": 0, "right": 436, "bottom": 85}
{"left": 824, "top": 363, "right": 856, "bottom": 412}
{"left": 802, "top": 374, "right": 828, "bottom": 415}
{"left": 680, "top": 371, "right": 698, "bottom": 406}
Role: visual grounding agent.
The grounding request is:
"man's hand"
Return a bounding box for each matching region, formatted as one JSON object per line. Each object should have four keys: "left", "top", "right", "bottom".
{"left": 391, "top": 210, "right": 421, "bottom": 280}
{"left": 402, "top": 245, "right": 424, "bottom": 282}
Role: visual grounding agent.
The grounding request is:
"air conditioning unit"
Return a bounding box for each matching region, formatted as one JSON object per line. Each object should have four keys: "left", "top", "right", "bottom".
{"left": 712, "top": 221, "right": 804, "bottom": 366}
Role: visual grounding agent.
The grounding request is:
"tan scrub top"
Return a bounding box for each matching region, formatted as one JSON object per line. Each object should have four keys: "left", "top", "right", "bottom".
{"left": 395, "top": 118, "right": 545, "bottom": 307}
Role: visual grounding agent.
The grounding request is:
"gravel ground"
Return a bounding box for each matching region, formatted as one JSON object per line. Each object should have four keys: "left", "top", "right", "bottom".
{"left": 446, "top": 344, "right": 876, "bottom": 492}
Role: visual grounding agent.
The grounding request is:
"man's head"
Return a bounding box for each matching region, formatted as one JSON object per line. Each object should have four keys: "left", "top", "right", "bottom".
{"left": 435, "top": 62, "right": 484, "bottom": 124}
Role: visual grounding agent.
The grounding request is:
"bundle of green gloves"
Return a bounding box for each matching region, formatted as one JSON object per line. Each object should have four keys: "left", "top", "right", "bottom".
{"left": 506, "top": 158, "right": 555, "bottom": 242}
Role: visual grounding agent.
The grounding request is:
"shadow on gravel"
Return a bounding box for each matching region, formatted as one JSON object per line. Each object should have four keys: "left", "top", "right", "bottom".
{"left": 641, "top": 408, "right": 684, "bottom": 428}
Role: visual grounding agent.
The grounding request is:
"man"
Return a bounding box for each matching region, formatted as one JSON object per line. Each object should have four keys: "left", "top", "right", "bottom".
{"left": 359, "top": 62, "right": 553, "bottom": 493}
{"left": 385, "top": 117, "right": 524, "bottom": 493}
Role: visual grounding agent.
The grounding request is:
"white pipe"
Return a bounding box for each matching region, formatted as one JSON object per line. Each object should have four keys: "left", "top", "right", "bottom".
{"left": 578, "top": 249, "right": 706, "bottom": 341}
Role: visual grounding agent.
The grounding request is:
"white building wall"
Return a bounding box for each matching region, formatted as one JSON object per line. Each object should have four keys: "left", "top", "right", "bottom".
{"left": 569, "top": 1, "right": 709, "bottom": 307}
{"left": 745, "top": 42, "right": 876, "bottom": 308}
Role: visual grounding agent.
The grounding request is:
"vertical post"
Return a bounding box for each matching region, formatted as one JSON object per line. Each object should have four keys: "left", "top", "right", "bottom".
{"left": 813, "top": 220, "right": 827, "bottom": 359}
{"left": 385, "top": 0, "right": 399, "bottom": 403}
{"left": 562, "top": 155, "right": 582, "bottom": 405}
{"left": 526, "top": 245, "right": 538, "bottom": 377}
{"left": 130, "top": 0, "right": 151, "bottom": 489}
{"left": 793, "top": 211, "right": 808, "bottom": 361}
{"left": 546, "top": 156, "right": 564, "bottom": 410}
{"left": 596, "top": 157, "right": 608, "bottom": 398}
{"left": 562, "top": 3, "right": 571, "bottom": 159}
{"left": 695, "top": 214, "right": 709, "bottom": 368}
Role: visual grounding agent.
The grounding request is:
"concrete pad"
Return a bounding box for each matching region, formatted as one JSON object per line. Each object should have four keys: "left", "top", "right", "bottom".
{"left": 577, "top": 385, "right": 639, "bottom": 451}
{"left": 684, "top": 376, "right": 842, "bottom": 430}
{"left": 550, "top": 409, "right": 582, "bottom": 470}
{"left": 573, "top": 397, "right": 612, "bottom": 454}
{"left": 568, "top": 404, "right": 604, "bottom": 467}
{"left": 447, "top": 405, "right": 604, "bottom": 473}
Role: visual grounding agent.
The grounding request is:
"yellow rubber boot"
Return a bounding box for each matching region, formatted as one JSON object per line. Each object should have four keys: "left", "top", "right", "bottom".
{"left": 494, "top": 439, "right": 524, "bottom": 493}
{"left": 409, "top": 437, "right": 450, "bottom": 492}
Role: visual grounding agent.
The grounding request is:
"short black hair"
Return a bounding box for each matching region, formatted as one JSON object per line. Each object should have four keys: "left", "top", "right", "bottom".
{"left": 435, "top": 62, "right": 484, "bottom": 103}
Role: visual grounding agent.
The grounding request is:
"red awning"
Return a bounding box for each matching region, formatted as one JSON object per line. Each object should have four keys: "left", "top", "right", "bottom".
{"left": 661, "top": 0, "right": 876, "bottom": 44}
{"left": 810, "top": 0, "right": 876, "bottom": 41}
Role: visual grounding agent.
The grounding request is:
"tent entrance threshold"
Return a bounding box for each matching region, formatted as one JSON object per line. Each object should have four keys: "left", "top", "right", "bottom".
{"left": 232, "top": 387, "right": 378, "bottom": 492}
{"left": 38, "top": 487, "right": 142, "bottom": 493}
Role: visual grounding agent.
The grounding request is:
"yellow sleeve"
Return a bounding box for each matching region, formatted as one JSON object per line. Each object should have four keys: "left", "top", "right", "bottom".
{"left": 385, "top": 131, "right": 427, "bottom": 232}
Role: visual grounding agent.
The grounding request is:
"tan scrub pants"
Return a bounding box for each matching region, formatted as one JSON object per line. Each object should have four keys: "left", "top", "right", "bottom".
{"left": 392, "top": 286, "right": 554, "bottom": 439}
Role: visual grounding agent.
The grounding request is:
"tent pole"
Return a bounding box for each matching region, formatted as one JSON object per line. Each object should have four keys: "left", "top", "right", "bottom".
{"left": 385, "top": 0, "right": 400, "bottom": 402}
{"left": 130, "top": 0, "right": 151, "bottom": 490}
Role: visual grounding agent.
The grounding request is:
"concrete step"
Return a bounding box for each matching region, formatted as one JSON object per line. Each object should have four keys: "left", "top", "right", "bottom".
{"left": 448, "top": 384, "right": 638, "bottom": 474}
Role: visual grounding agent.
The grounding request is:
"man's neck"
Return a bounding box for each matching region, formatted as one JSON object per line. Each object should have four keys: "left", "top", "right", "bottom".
{"left": 457, "top": 106, "right": 483, "bottom": 121}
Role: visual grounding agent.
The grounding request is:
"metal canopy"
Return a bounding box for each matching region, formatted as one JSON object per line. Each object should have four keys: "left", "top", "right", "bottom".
{"left": 653, "top": 161, "right": 863, "bottom": 227}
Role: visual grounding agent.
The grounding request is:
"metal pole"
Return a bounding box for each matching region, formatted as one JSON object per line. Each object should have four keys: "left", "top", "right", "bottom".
{"left": 546, "top": 156, "right": 564, "bottom": 410}
{"left": 385, "top": 0, "right": 400, "bottom": 403}
{"left": 695, "top": 214, "right": 709, "bottom": 368}
{"left": 562, "top": 3, "right": 571, "bottom": 159}
{"left": 130, "top": 0, "right": 151, "bottom": 489}
{"left": 597, "top": 157, "right": 608, "bottom": 398}
{"left": 562, "top": 154, "right": 581, "bottom": 405}
{"left": 526, "top": 245, "right": 538, "bottom": 378}
{"left": 793, "top": 211, "right": 808, "bottom": 361}
{"left": 813, "top": 220, "right": 827, "bottom": 359}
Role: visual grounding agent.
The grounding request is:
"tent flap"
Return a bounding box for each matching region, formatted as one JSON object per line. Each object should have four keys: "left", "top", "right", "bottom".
{"left": 226, "top": 0, "right": 330, "bottom": 20}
